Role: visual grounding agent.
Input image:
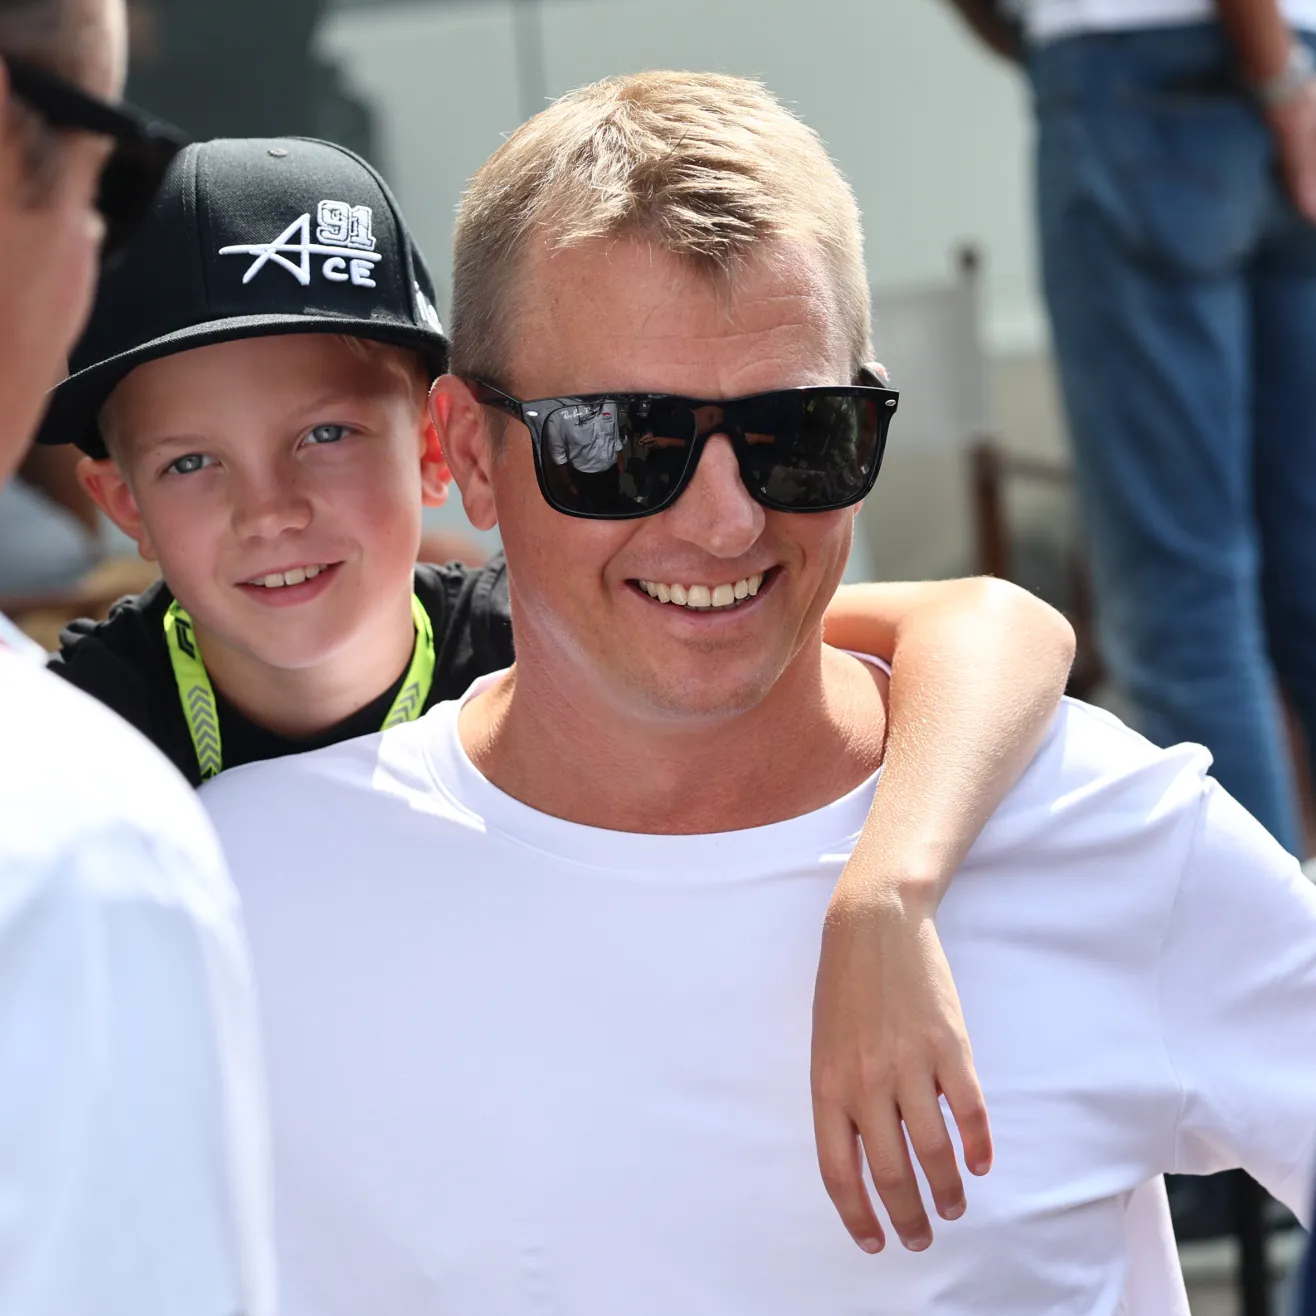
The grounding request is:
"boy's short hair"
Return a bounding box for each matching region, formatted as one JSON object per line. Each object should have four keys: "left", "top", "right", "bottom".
{"left": 449, "top": 71, "right": 872, "bottom": 386}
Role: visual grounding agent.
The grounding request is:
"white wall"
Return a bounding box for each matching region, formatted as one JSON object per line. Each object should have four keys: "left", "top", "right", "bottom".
{"left": 319, "top": 0, "right": 1043, "bottom": 353}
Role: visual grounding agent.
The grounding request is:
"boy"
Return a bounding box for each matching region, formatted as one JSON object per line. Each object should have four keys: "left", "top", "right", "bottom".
{"left": 36, "top": 134, "right": 1077, "bottom": 1252}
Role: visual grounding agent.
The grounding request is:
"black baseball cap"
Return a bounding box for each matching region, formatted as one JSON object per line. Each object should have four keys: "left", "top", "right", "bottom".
{"left": 37, "top": 136, "right": 449, "bottom": 458}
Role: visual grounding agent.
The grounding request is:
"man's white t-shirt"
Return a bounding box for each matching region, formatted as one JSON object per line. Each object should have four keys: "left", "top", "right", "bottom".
{"left": 0, "top": 629, "right": 275, "bottom": 1316}
{"left": 1024, "top": 0, "right": 1316, "bottom": 42}
{"left": 203, "top": 680, "right": 1316, "bottom": 1316}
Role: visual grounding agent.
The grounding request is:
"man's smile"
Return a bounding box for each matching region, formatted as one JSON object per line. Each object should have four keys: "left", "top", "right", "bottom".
{"left": 629, "top": 568, "right": 777, "bottom": 611}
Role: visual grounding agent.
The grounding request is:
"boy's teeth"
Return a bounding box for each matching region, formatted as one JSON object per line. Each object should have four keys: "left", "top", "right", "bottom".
{"left": 638, "top": 573, "right": 765, "bottom": 610}
{"left": 253, "top": 565, "right": 325, "bottom": 588}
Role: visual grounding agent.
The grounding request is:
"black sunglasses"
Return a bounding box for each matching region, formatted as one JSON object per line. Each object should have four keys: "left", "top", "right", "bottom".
{"left": 5, "top": 56, "right": 184, "bottom": 261}
{"left": 470, "top": 380, "right": 899, "bottom": 520}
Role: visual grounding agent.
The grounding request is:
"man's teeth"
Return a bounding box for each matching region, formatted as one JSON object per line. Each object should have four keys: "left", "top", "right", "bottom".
{"left": 638, "top": 573, "right": 764, "bottom": 609}
{"left": 252, "top": 564, "right": 326, "bottom": 588}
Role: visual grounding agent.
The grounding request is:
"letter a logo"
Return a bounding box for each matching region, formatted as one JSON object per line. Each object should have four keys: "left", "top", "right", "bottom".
{"left": 219, "top": 203, "right": 384, "bottom": 288}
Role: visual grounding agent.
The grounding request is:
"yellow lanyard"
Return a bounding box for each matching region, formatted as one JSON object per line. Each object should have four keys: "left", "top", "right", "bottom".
{"left": 163, "top": 594, "right": 437, "bottom": 781}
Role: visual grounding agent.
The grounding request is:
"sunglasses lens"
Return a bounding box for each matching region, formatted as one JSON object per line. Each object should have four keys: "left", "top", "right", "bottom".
{"left": 739, "top": 393, "right": 883, "bottom": 510}
{"left": 540, "top": 398, "right": 696, "bottom": 516}
{"left": 97, "top": 133, "right": 178, "bottom": 265}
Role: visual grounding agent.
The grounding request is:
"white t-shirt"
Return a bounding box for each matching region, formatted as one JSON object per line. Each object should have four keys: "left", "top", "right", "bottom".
{"left": 1025, "top": 0, "right": 1316, "bottom": 42}
{"left": 203, "top": 681, "right": 1316, "bottom": 1316}
{"left": 0, "top": 630, "right": 275, "bottom": 1316}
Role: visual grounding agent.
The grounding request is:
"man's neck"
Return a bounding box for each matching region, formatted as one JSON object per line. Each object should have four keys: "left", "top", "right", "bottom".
{"left": 195, "top": 595, "right": 417, "bottom": 739}
{"left": 460, "top": 640, "right": 888, "bottom": 834}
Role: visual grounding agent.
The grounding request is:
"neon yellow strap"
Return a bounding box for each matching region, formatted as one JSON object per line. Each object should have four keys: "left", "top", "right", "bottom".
{"left": 380, "top": 594, "right": 436, "bottom": 730}
{"left": 164, "top": 593, "right": 436, "bottom": 781}
{"left": 164, "top": 600, "right": 223, "bottom": 781}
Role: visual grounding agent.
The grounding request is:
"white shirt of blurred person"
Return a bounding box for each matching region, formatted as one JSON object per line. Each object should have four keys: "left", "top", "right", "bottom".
{"left": 0, "top": 2, "right": 274, "bottom": 1314}
{"left": 544, "top": 398, "right": 625, "bottom": 472}
{"left": 201, "top": 72, "right": 1316, "bottom": 1316}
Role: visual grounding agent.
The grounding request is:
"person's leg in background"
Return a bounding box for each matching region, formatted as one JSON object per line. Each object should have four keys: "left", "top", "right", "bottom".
{"left": 1251, "top": 83, "right": 1316, "bottom": 816}
{"left": 1031, "top": 26, "right": 1301, "bottom": 853}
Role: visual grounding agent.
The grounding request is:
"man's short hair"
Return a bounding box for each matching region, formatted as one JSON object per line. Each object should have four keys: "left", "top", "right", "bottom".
{"left": 0, "top": 0, "right": 100, "bottom": 189}
{"left": 449, "top": 71, "right": 872, "bottom": 385}
{"left": 0, "top": 0, "right": 77, "bottom": 74}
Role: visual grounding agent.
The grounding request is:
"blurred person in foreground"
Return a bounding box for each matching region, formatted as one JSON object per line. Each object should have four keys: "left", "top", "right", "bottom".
{"left": 202, "top": 71, "right": 1316, "bottom": 1314}
{"left": 945, "top": 0, "right": 1316, "bottom": 856}
{"left": 0, "top": 1, "right": 274, "bottom": 1313}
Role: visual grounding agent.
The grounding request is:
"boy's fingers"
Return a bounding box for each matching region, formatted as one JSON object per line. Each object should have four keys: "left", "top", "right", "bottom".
{"left": 857, "top": 1104, "right": 933, "bottom": 1252}
{"left": 942, "top": 1062, "right": 994, "bottom": 1177}
{"left": 899, "top": 1084, "right": 965, "bottom": 1223}
{"left": 813, "top": 1100, "right": 886, "bottom": 1253}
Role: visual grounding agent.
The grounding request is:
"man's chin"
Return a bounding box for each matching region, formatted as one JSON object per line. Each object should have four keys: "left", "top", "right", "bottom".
{"left": 614, "top": 660, "right": 784, "bottom": 724}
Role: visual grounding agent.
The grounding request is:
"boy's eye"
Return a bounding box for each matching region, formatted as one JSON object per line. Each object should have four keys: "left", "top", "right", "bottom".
{"left": 167, "top": 453, "right": 213, "bottom": 476}
{"left": 305, "top": 424, "right": 350, "bottom": 446}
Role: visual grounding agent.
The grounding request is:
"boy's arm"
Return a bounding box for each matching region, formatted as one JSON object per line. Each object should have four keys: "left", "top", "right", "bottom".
{"left": 814, "top": 577, "right": 1075, "bottom": 1253}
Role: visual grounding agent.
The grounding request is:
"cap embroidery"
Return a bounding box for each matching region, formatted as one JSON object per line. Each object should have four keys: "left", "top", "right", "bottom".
{"left": 413, "top": 282, "right": 443, "bottom": 334}
{"left": 218, "top": 200, "right": 381, "bottom": 288}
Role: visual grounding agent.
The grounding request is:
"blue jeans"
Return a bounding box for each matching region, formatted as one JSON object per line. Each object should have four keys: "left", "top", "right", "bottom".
{"left": 1031, "top": 25, "right": 1316, "bottom": 853}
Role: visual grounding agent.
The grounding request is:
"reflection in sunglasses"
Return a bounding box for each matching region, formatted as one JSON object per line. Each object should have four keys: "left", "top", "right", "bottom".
{"left": 546, "top": 400, "right": 624, "bottom": 473}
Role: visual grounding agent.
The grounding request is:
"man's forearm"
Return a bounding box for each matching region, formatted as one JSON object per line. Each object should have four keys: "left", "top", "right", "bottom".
{"left": 942, "top": 0, "right": 1025, "bottom": 62}
{"left": 1217, "top": 0, "right": 1294, "bottom": 83}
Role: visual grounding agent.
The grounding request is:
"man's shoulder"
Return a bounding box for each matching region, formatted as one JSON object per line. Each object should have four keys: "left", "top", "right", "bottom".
{"left": 0, "top": 652, "right": 227, "bottom": 886}
{"left": 977, "top": 697, "right": 1215, "bottom": 856}
{"left": 202, "top": 708, "right": 449, "bottom": 835}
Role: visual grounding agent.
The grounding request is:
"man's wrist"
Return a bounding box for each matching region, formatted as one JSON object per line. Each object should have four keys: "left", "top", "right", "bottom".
{"left": 1253, "top": 38, "right": 1316, "bottom": 109}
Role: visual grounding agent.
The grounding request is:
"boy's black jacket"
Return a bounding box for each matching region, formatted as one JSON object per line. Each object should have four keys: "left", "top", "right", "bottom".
{"left": 47, "top": 556, "right": 513, "bottom": 787}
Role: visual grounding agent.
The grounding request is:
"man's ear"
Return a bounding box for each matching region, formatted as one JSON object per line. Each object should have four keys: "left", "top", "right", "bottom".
{"left": 77, "top": 456, "right": 158, "bottom": 563}
{"left": 419, "top": 415, "right": 451, "bottom": 509}
{"left": 428, "top": 375, "right": 499, "bottom": 531}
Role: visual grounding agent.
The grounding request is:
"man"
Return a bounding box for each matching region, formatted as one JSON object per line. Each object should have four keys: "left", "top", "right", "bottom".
{"left": 944, "top": 0, "right": 1316, "bottom": 855}
{"left": 202, "top": 71, "right": 1316, "bottom": 1313}
{"left": 0, "top": 1, "right": 273, "bottom": 1312}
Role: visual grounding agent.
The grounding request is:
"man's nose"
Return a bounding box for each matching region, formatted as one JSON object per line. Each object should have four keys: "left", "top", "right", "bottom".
{"left": 231, "top": 465, "right": 313, "bottom": 540}
{"left": 662, "top": 434, "right": 765, "bottom": 557}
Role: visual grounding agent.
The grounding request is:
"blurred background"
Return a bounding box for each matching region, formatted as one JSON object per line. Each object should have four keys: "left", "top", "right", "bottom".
{"left": 7, "top": 0, "right": 1068, "bottom": 601}
{"left": 4, "top": 7, "right": 1309, "bottom": 1309}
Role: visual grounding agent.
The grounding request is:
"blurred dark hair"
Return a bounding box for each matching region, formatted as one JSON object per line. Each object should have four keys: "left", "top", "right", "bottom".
{"left": 0, "top": 0, "right": 71, "bottom": 69}
{"left": 0, "top": 0, "right": 86, "bottom": 193}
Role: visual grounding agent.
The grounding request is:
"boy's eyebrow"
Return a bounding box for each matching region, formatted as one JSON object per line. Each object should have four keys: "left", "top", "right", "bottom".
{"left": 284, "top": 388, "right": 391, "bottom": 421}
{"left": 132, "top": 430, "right": 214, "bottom": 459}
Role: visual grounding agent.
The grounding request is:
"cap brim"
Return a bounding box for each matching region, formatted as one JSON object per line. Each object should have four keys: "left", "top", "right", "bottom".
{"left": 37, "top": 313, "right": 450, "bottom": 458}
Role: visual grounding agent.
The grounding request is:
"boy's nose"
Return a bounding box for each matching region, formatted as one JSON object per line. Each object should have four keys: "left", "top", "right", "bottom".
{"left": 232, "top": 471, "right": 313, "bottom": 540}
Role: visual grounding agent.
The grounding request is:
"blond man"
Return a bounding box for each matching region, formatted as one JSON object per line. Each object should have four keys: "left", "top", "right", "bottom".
{"left": 203, "top": 72, "right": 1316, "bottom": 1314}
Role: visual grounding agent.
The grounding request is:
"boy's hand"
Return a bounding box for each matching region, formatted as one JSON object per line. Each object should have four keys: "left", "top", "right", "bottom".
{"left": 811, "top": 886, "right": 992, "bottom": 1254}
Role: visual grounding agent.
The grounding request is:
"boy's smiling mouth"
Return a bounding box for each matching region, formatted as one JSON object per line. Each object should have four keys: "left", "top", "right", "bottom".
{"left": 242, "top": 563, "right": 337, "bottom": 590}
{"left": 236, "top": 561, "right": 345, "bottom": 605}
